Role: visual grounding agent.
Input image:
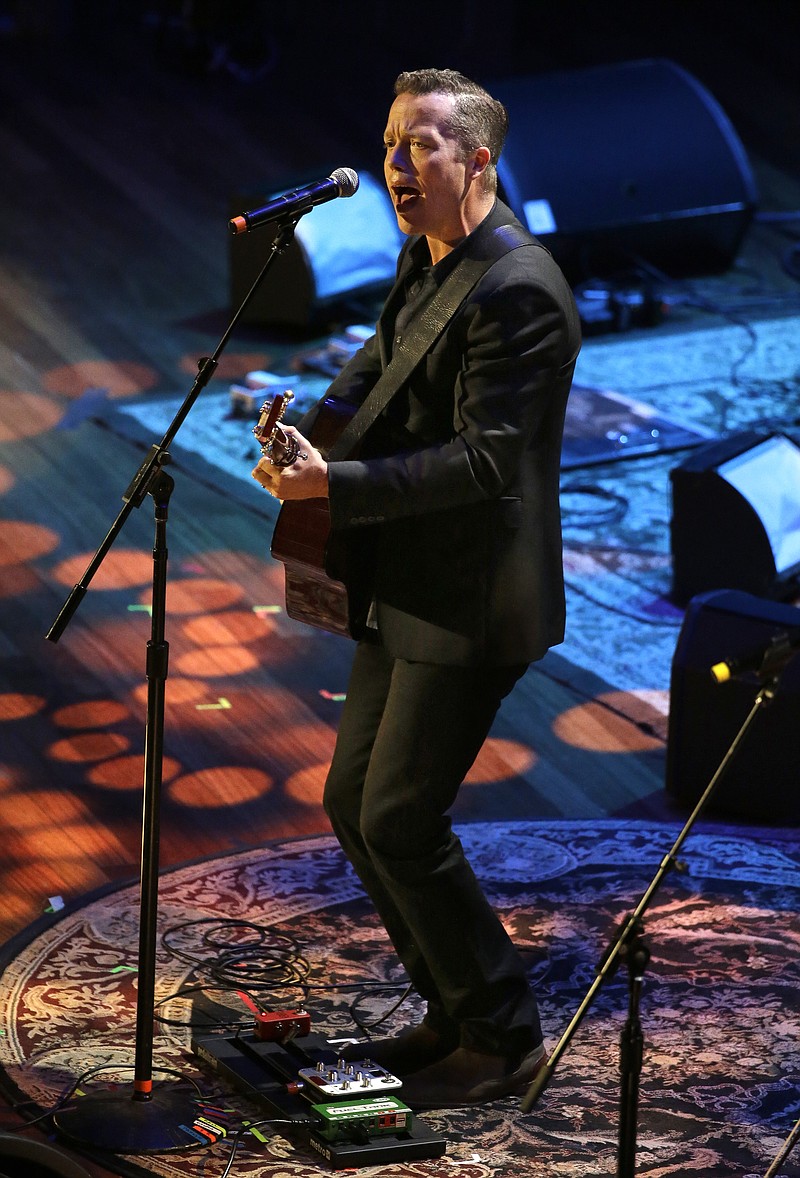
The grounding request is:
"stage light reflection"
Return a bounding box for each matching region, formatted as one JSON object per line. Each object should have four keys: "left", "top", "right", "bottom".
{"left": 0, "top": 694, "right": 46, "bottom": 721}
{"left": 0, "top": 462, "right": 16, "bottom": 492}
{"left": 87, "top": 754, "right": 182, "bottom": 790}
{"left": 168, "top": 765, "right": 273, "bottom": 807}
{"left": 43, "top": 360, "right": 159, "bottom": 398}
{"left": 201, "top": 549, "right": 284, "bottom": 588}
{"left": 51, "top": 549, "right": 154, "bottom": 589}
{"left": 161, "top": 577, "right": 246, "bottom": 614}
{"left": 3, "top": 789, "right": 93, "bottom": 830}
{"left": 0, "top": 391, "right": 63, "bottom": 441}
{"left": 174, "top": 644, "right": 261, "bottom": 677}
{"left": 19, "top": 821, "right": 132, "bottom": 861}
{"left": 181, "top": 609, "right": 272, "bottom": 646}
{"left": 0, "top": 521, "right": 60, "bottom": 565}
{"left": 63, "top": 618, "right": 156, "bottom": 675}
{"left": 553, "top": 693, "right": 665, "bottom": 752}
{"left": 0, "top": 563, "right": 40, "bottom": 598}
{"left": 0, "top": 767, "right": 19, "bottom": 793}
{"left": 465, "top": 737, "right": 537, "bottom": 783}
{"left": 47, "top": 732, "right": 132, "bottom": 763}
{"left": 131, "top": 677, "right": 208, "bottom": 707}
{"left": 53, "top": 700, "right": 130, "bottom": 728}
{"left": 0, "top": 892, "right": 39, "bottom": 934}
{"left": 283, "top": 763, "right": 328, "bottom": 805}
{"left": 179, "top": 352, "right": 273, "bottom": 380}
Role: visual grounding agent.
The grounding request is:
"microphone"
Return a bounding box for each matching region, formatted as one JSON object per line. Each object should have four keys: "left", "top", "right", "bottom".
{"left": 229, "top": 167, "right": 359, "bottom": 235}
{"left": 710, "top": 628, "right": 800, "bottom": 684}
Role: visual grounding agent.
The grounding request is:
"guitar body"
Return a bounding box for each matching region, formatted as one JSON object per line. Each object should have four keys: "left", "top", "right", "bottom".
{"left": 269, "top": 396, "right": 366, "bottom": 638}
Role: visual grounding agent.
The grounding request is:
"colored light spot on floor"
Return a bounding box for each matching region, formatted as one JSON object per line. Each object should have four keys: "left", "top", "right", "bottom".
{"left": 130, "top": 677, "right": 208, "bottom": 708}
{"left": 47, "top": 731, "right": 132, "bottom": 763}
{"left": 0, "top": 391, "right": 64, "bottom": 441}
{"left": 604, "top": 689, "right": 669, "bottom": 737}
{"left": 168, "top": 766, "right": 273, "bottom": 807}
{"left": 2, "top": 790, "right": 94, "bottom": 830}
{"left": 0, "top": 462, "right": 16, "bottom": 493}
{"left": 0, "top": 563, "right": 39, "bottom": 599}
{"left": 174, "top": 645, "right": 260, "bottom": 677}
{"left": 0, "top": 768, "right": 18, "bottom": 794}
{"left": 43, "top": 360, "right": 159, "bottom": 399}
{"left": 553, "top": 694, "right": 665, "bottom": 752}
{"left": 87, "top": 754, "right": 182, "bottom": 790}
{"left": 0, "top": 694, "right": 46, "bottom": 721}
{"left": 0, "top": 521, "right": 60, "bottom": 565}
{"left": 52, "top": 699, "right": 130, "bottom": 728}
{"left": 161, "top": 578, "right": 245, "bottom": 615}
{"left": 283, "top": 763, "right": 328, "bottom": 805}
{"left": 19, "top": 821, "right": 131, "bottom": 862}
{"left": 181, "top": 610, "right": 271, "bottom": 646}
{"left": 178, "top": 352, "right": 273, "bottom": 381}
{"left": 464, "top": 738, "right": 537, "bottom": 784}
{"left": 51, "top": 548, "right": 154, "bottom": 589}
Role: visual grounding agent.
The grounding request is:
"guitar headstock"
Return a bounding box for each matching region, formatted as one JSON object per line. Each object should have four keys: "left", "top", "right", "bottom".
{"left": 253, "top": 390, "right": 307, "bottom": 468}
{"left": 253, "top": 390, "right": 293, "bottom": 453}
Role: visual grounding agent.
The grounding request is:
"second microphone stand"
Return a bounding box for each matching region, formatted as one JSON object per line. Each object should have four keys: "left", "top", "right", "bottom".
{"left": 522, "top": 642, "right": 797, "bottom": 1178}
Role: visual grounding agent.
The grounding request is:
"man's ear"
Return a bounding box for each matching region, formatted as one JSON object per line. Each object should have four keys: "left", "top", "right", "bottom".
{"left": 471, "top": 146, "right": 491, "bottom": 180}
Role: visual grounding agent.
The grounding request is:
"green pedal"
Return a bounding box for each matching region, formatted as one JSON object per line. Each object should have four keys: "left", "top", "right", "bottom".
{"left": 312, "top": 1094, "right": 411, "bottom": 1142}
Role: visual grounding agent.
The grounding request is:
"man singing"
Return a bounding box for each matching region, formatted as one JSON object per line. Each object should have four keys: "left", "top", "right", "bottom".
{"left": 253, "top": 67, "right": 580, "bottom": 1108}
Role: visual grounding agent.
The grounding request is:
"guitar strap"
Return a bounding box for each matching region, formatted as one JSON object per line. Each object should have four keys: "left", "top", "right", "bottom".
{"left": 325, "top": 221, "right": 536, "bottom": 461}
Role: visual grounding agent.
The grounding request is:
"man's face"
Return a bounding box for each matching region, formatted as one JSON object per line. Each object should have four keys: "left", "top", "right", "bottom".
{"left": 383, "top": 90, "right": 474, "bottom": 247}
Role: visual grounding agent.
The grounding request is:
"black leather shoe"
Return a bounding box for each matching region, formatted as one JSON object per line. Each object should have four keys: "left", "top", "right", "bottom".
{"left": 337, "top": 1023, "right": 458, "bottom": 1077}
{"left": 398, "top": 1043, "right": 548, "bottom": 1108}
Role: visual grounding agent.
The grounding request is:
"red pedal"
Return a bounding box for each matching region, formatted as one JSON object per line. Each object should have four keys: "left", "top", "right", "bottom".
{"left": 253, "top": 1009, "right": 312, "bottom": 1042}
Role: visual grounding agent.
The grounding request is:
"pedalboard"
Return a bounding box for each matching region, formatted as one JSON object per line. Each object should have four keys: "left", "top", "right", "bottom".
{"left": 191, "top": 1028, "right": 446, "bottom": 1169}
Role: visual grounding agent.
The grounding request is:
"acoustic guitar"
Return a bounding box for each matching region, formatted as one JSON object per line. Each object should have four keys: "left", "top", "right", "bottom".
{"left": 253, "top": 391, "right": 364, "bottom": 638}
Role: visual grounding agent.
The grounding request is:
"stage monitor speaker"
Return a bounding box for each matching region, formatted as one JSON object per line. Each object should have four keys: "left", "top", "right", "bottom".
{"left": 669, "top": 430, "right": 800, "bottom": 604}
{"left": 491, "top": 58, "right": 757, "bottom": 282}
{"left": 229, "top": 171, "right": 402, "bottom": 327}
{"left": 0, "top": 1132, "right": 93, "bottom": 1177}
{"left": 666, "top": 588, "right": 800, "bottom": 823}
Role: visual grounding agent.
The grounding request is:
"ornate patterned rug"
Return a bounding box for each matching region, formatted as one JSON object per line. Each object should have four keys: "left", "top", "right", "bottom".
{"left": 1, "top": 820, "right": 798, "bottom": 1177}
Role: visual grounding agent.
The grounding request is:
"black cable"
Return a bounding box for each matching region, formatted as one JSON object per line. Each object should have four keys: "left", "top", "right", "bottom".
{"left": 159, "top": 916, "right": 419, "bottom": 1037}
{"left": 561, "top": 483, "right": 629, "bottom": 527}
{"left": 218, "top": 1117, "right": 315, "bottom": 1178}
{"left": 563, "top": 571, "right": 681, "bottom": 629}
{"left": 161, "top": 918, "right": 311, "bottom": 993}
{"left": 347, "top": 981, "right": 414, "bottom": 1037}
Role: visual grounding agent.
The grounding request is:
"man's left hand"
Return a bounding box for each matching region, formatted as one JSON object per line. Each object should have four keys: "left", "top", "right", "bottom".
{"left": 251, "top": 425, "right": 329, "bottom": 500}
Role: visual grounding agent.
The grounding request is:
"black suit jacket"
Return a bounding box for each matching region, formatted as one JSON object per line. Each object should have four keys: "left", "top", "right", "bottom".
{"left": 301, "top": 200, "right": 581, "bottom": 667}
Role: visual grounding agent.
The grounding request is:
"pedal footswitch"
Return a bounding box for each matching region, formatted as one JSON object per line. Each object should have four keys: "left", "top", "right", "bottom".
{"left": 298, "top": 1059, "right": 402, "bottom": 1099}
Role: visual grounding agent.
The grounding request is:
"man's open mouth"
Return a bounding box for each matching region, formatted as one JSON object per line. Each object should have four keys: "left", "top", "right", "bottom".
{"left": 393, "top": 185, "right": 421, "bottom": 211}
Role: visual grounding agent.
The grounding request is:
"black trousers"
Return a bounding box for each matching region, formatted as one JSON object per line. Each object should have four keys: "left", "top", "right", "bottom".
{"left": 322, "top": 639, "right": 542, "bottom": 1058}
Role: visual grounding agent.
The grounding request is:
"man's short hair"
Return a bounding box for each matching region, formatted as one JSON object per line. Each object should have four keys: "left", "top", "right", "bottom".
{"left": 393, "top": 68, "right": 508, "bottom": 193}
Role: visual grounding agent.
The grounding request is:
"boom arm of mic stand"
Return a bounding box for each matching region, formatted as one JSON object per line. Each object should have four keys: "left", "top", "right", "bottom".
{"left": 521, "top": 675, "right": 779, "bottom": 1116}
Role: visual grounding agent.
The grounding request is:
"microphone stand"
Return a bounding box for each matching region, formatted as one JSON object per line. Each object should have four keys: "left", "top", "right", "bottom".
{"left": 48, "top": 215, "right": 302, "bottom": 1153}
{"left": 521, "top": 644, "right": 798, "bottom": 1178}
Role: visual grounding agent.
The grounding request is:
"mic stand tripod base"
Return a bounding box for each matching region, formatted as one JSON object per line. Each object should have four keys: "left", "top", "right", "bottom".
{"left": 53, "top": 1090, "right": 202, "bottom": 1154}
